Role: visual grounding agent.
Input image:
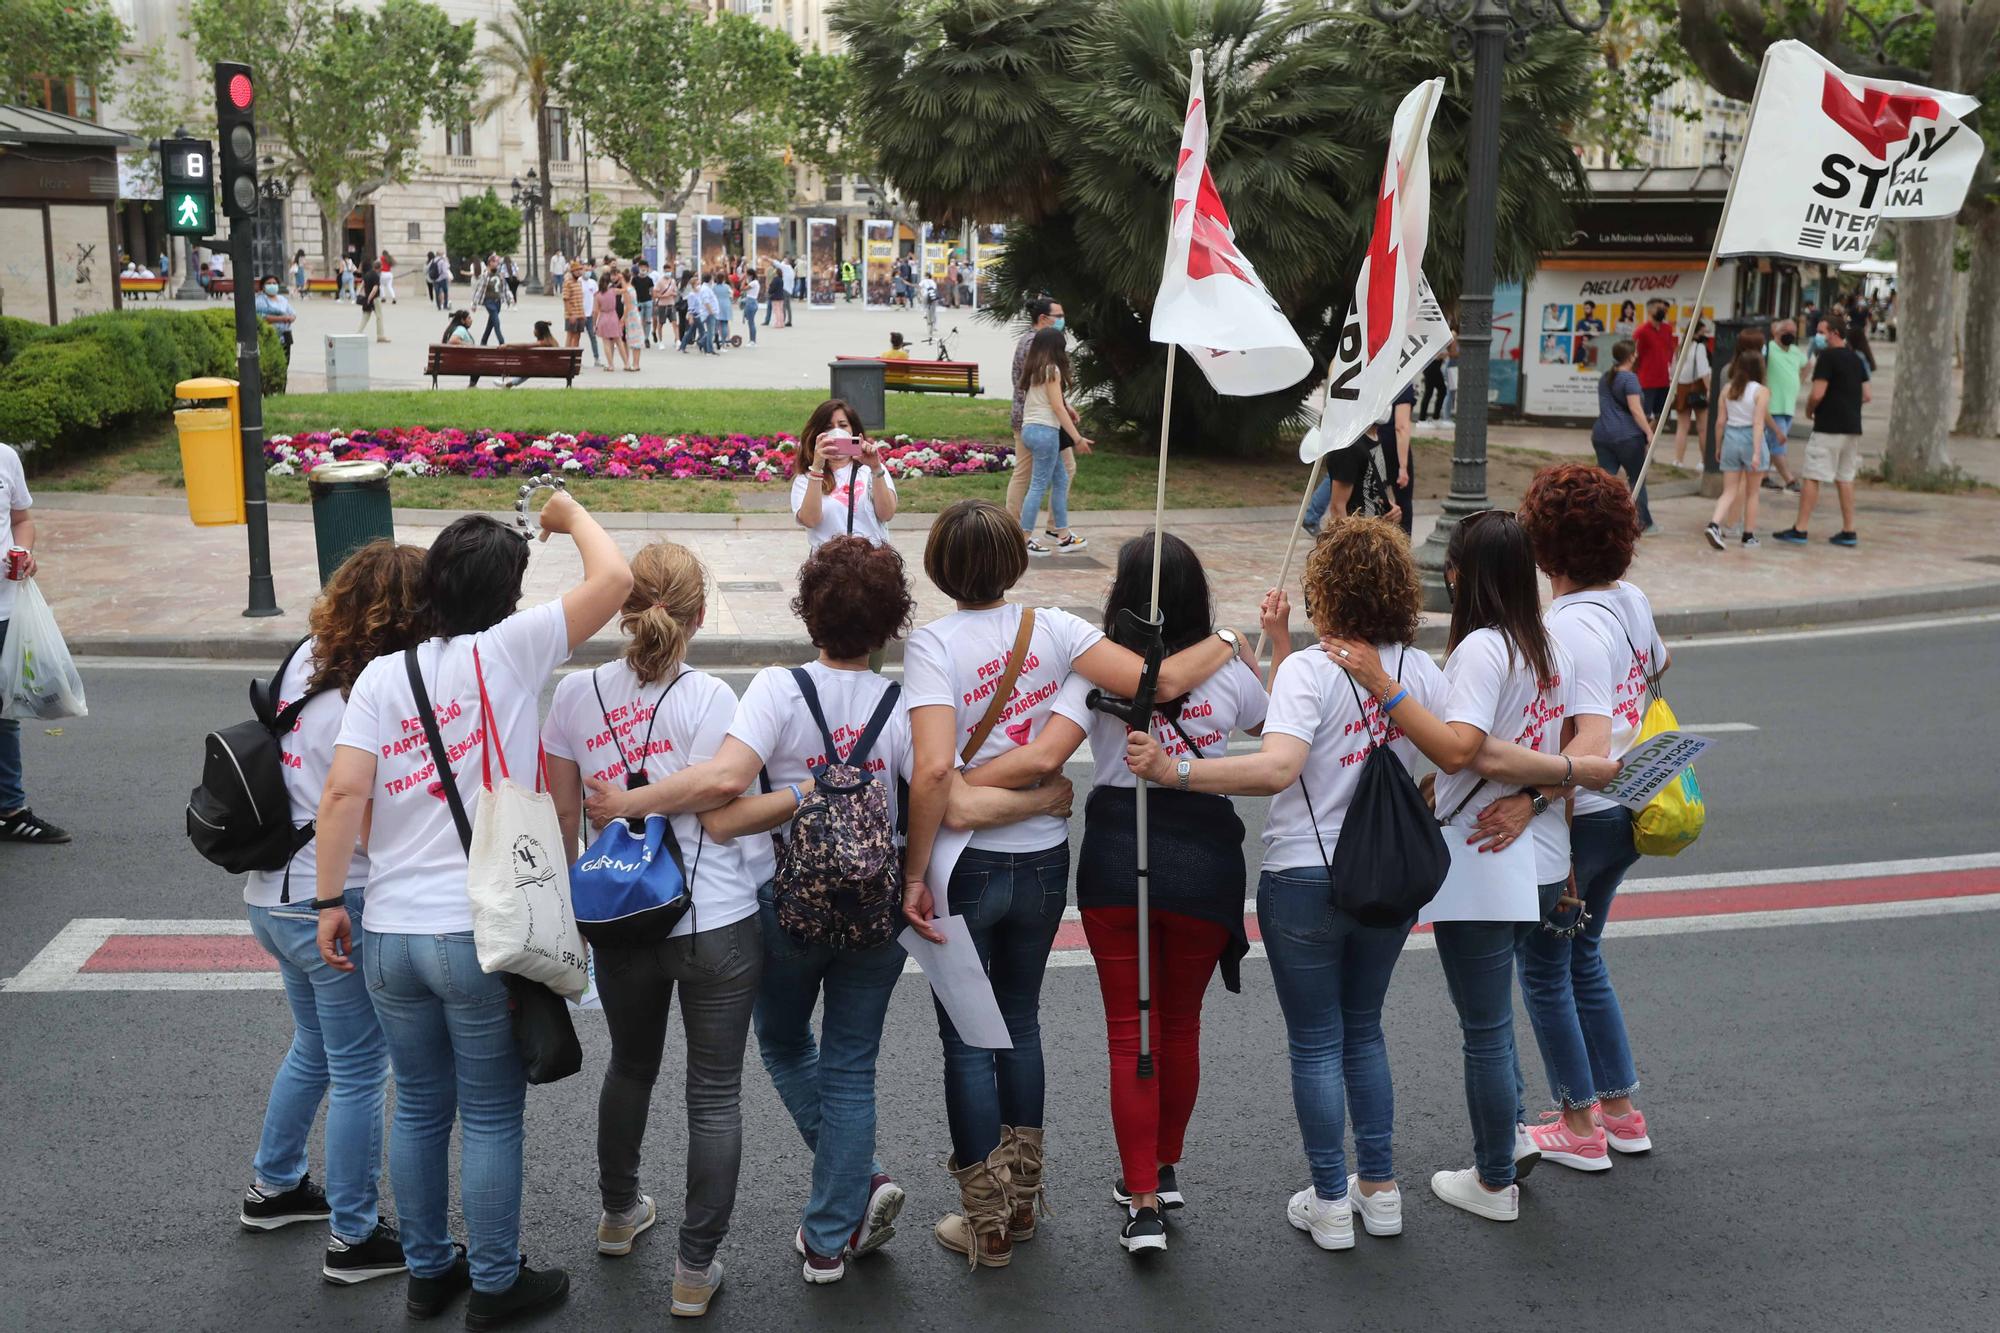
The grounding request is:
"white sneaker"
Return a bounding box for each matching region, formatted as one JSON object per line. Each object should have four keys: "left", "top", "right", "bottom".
{"left": 1285, "top": 1187, "right": 1354, "bottom": 1251}
{"left": 1513, "top": 1124, "right": 1542, "bottom": 1181}
{"left": 1345, "top": 1176, "right": 1402, "bottom": 1237}
{"left": 1430, "top": 1169, "right": 1518, "bottom": 1223}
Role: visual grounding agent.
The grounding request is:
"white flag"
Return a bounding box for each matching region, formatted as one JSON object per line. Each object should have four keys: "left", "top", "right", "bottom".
{"left": 1717, "top": 40, "right": 1981, "bottom": 263}
{"left": 1149, "top": 49, "right": 1312, "bottom": 397}
{"left": 1305, "top": 79, "right": 1445, "bottom": 462}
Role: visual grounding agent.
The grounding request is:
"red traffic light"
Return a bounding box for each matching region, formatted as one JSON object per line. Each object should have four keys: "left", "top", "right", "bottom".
{"left": 228, "top": 72, "right": 253, "bottom": 109}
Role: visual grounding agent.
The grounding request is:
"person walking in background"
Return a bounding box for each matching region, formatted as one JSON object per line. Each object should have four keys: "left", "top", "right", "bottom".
{"left": 337, "top": 253, "right": 355, "bottom": 303}
{"left": 292, "top": 249, "right": 309, "bottom": 296}
{"left": 595, "top": 270, "right": 628, "bottom": 372}
{"left": 355, "top": 265, "right": 389, "bottom": 343}
{"left": 623, "top": 276, "right": 646, "bottom": 371}
{"left": 710, "top": 272, "right": 733, "bottom": 349}
{"left": 1590, "top": 338, "right": 1655, "bottom": 534}
{"left": 1016, "top": 328, "right": 1094, "bottom": 556}
{"left": 550, "top": 251, "right": 566, "bottom": 302}
{"left": 653, "top": 268, "right": 678, "bottom": 347}
{"left": 581, "top": 265, "right": 604, "bottom": 367}
{"left": 840, "top": 258, "right": 856, "bottom": 302}
{"left": 1774, "top": 313, "right": 1870, "bottom": 549}
{"left": 631, "top": 261, "right": 655, "bottom": 348}
{"left": 503, "top": 256, "right": 520, "bottom": 306}
{"left": 1761, "top": 319, "right": 1805, "bottom": 492}
{"left": 377, "top": 252, "right": 397, "bottom": 304}
{"left": 1669, "top": 321, "right": 1712, "bottom": 471}
{"left": 1419, "top": 353, "right": 1448, "bottom": 422}
{"left": 1004, "top": 299, "right": 1077, "bottom": 536}
{"left": 477, "top": 256, "right": 507, "bottom": 346}
{"left": 739, "top": 270, "right": 760, "bottom": 347}
{"left": 1632, "top": 300, "right": 1676, "bottom": 425}
{"left": 562, "top": 259, "right": 589, "bottom": 357}
{"left": 1706, "top": 340, "right": 1770, "bottom": 551}
{"left": 0, "top": 442, "right": 67, "bottom": 844}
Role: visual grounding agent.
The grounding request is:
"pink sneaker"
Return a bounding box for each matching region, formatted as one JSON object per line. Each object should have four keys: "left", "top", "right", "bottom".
{"left": 1527, "top": 1115, "right": 1612, "bottom": 1172}
{"left": 1593, "top": 1106, "right": 1653, "bottom": 1154}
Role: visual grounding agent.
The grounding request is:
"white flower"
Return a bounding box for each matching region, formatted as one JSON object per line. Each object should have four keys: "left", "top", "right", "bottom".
{"left": 561, "top": 458, "right": 583, "bottom": 471}
{"left": 266, "top": 461, "right": 295, "bottom": 477}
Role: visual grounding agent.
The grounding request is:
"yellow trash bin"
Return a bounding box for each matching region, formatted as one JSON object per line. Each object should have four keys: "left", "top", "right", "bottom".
{"left": 174, "top": 377, "right": 245, "bottom": 526}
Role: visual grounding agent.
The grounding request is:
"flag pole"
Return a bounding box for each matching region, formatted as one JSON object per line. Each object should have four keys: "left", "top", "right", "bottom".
{"left": 1630, "top": 49, "right": 1773, "bottom": 498}
{"left": 1254, "top": 452, "right": 1324, "bottom": 666}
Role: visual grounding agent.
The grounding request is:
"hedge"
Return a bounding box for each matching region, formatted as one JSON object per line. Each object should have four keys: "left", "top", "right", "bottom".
{"left": 0, "top": 308, "right": 287, "bottom": 462}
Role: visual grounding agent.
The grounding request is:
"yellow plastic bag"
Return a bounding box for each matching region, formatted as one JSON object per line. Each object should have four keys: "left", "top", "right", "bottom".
{"left": 1629, "top": 692, "right": 1704, "bottom": 856}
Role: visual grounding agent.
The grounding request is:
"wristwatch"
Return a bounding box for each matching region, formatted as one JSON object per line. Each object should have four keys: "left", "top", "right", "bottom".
{"left": 1215, "top": 628, "right": 1239, "bottom": 650}
{"left": 1522, "top": 789, "right": 1551, "bottom": 817}
{"left": 1176, "top": 759, "right": 1192, "bottom": 791}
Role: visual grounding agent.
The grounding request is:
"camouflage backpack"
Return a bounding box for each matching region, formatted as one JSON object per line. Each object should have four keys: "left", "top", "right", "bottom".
{"left": 771, "top": 669, "right": 903, "bottom": 950}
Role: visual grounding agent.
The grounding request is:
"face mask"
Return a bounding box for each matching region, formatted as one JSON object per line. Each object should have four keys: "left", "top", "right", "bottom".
{"left": 263, "top": 283, "right": 279, "bottom": 296}
{"left": 1051, "top": 316, "right": 1066, "bottom": 332}
{"left": 1779, "top": 333, "right": 1796, "bottom": 347}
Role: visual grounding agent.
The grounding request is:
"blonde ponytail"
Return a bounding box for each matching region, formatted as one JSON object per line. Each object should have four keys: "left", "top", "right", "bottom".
{"left": 622, "top": 541, "right": 707, "bottom": 684}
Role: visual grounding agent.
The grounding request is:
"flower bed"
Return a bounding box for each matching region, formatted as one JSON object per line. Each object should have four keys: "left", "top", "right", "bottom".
{"left": 264, "top": 427, "right": 1013, "bottom": 482}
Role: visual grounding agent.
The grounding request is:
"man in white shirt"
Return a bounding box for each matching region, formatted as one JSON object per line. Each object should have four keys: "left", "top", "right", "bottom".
{"left": 0, "top": 443, "right": 68, "bottom": 843}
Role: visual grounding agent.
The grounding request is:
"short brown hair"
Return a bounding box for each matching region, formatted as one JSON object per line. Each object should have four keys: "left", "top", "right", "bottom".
{"left": 791, "top": 537, "right": 916, "bottom": 659}
{"left": 1302, "top": 517, "right": 1422, "bottom": 645}
{"left": 1519, "top": 462, "right": 1639, "bottom": 587}
{"left": 924, "top": 499, "right": 1028, "bottom": 604}
{"left": 309, "top": 541, "right": 429, "bottom": 697}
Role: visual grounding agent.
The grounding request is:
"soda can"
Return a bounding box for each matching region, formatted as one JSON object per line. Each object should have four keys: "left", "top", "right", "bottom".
{"left": 4, "top": 546, "right": 26, "bottom": 581}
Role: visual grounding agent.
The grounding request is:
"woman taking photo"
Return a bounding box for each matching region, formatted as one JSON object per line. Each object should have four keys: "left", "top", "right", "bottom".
{"left": 791, "top": 399, "right": 898, "bottom": 552}
{"left": 1706, "top": 340, "right": 1770, "bottom": 550}
{"left": 1514, "top": 464, "right": 1668, "bottom": 1166}
{"left": 313, "top": 497, "right": 632, "bottom": 1326}
{"left": 899, "top": 499, "right": 1240, "bottom": 1270}
{"left": 989, "top": 533, "right": 1287, "bottom": 1255}
{"left": 542, "top": 541, "right": 759, "bottom": 1320}
{"left": 1015, "top": 328, "right": 1093, "bottom": 556}
{"left": 1323, "top": 511, "right": 1618, "bottom": 1225}
{"left": 240, "top": 541, "right": 426, "bottom": 1287}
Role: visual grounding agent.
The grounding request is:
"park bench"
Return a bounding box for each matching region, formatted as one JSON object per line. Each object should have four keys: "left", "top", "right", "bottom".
{"left": 426, "top": 343, "right": 583, "bottom": 388}
{"left": 836, "top": 355, "right": 982, "bottom": 396}
{"left": 305, "top": 277, "right": 341, "bottom": 297}
{"left": 119, "top": 276, "right": 166, "bottom": 299}
{"left": 208, "top": 278, "right": 235, "bottom": 297}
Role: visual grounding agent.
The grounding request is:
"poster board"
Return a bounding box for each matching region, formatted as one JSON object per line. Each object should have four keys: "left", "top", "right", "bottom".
{"left": 0, "top": 207, "right": 53, "bottom": 324}
{"left": 1523, "top": 262, "right": 1734, "bottom": 418}
{"left": 52, "top": 205, "right": 114, "bottom": 323}
{"left": 919, "top": 222, "right": 950, "bottom": 286}
{"left": 752, "top": 216, "right": 782, "bottom": 276}
{"left": 697, "top": 215, "right": 727, "bottom": 276}
{"left": 863, "top": 219, "right": 894, "bottom": 310}
{"left": 1490, "top": 279, "right": 1524, "bottom": 408}
{"left": 972, "top": 222, "right": 1005, "bottom": 311}
{"left": 643, "top": 212, "right": 676, "bottom": 273}
{"left": 806, "top": 217, "right": 838, "bottom": 307}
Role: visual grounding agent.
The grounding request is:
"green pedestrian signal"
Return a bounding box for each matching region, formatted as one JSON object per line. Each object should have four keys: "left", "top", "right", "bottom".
{"left": 167, "top": 188, "right": 213, "bottom": 237}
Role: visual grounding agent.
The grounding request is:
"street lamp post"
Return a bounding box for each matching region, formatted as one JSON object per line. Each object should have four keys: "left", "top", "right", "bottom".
{"left": 511, "top": 171, "right": 543, "bottom": 291}
{"left": 1368, "top": 0, "right": 1609, "bottom": 609}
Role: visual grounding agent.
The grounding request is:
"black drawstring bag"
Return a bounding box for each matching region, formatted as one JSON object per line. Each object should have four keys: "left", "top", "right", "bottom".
{"left": 1303, "top": 649, "right": 1451, "bottom": 927}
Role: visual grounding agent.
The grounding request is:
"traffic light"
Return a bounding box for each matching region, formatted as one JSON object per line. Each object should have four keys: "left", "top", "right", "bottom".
{"left": 160, "top": 137, "right": 214, "bottom": 238}
{"left": 214, "top": 61, "right": 258, "bottom": 221}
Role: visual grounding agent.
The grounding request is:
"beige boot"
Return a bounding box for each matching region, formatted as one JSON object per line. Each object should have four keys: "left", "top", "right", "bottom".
{"left": 1001, "top": 1125, "right": 1052, "bottom": 1241}
{"left": 934, "top": 1150, "right": 1013, "bottom": 1269}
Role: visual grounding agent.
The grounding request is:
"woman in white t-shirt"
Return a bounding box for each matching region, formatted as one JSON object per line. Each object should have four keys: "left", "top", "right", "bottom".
{"left": 1515, "top": 465, "right": 1670, "bottom": 1165}
{"left": 312, "top": 497, "right": 632, "bottom": 1322}
{"left": 898, "top": 500, "right": 1238, "bottom": 1269}
{"left": 1706, "top": 341, "right": 1771, "bottom": 550}
{"left": 539, "top": 541, "right": 758, "bottom": 1317}
{"left": 1324, "top": 511, "right": 1617, "bottom": 1227}
{"left": 1670, "top": 322, "right": 1713, "bottom": 468}
{"left": 239, "top": 541, "right": 426, "bottom": 1283}
{"left": 791, "top": 398, "right": 897, "bottom": 551}
{"left": 980, "top": 532, "right": 1287, "bottom": 1255}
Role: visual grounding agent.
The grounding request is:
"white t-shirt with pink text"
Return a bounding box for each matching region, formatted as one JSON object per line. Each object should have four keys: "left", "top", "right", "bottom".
{"left": 1545, "top": 583, "right": 1667, "bottom": 818}
{"left": 902, "top": 603, "right": 1105, "bottom": 853}
{"left": 335, "top": 601, "right": 569, "bottom": 934}
{"left": 1052, "top": 654, "right": 1268, "bottom": 793}
{"left": 244, "top": 640, "right": 367, "bottom": 907}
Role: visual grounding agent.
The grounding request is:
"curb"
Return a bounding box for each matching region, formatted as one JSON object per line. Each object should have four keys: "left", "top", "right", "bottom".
{"left": 68, "top": 577, "right": 2000, "bottom": 668}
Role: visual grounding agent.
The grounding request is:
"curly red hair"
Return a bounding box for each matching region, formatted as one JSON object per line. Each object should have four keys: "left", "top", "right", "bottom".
{"left": 308, "top": 541, "right": 429, "bottom": 697}
{"left": 1519, "top": 463, "right": 1640, "bottom": 587}
{"left": 791, "top": 536, "right": 916, "bottom": 659}
{"left": 1302, "top": 517, "right": 1422, "bottom": 644}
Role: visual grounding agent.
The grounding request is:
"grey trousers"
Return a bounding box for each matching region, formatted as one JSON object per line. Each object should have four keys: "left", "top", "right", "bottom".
{"left": 594, "top": 913, "right": 762, "bottom": 1267}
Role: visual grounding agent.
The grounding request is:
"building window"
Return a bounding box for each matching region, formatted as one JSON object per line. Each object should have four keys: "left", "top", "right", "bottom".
{"left": 446, "top": 121, "right": 474, "bottom": 157}
{"left": 28, "top": 76, "right": 96, "bottom": 119}
{"left": 543, "top": 107, "right": 571, "bottom": 162}
{"left": 408, "top": 221, "right": 422, "bottom": 242}
{"left": 827, "top": 173, "right": 843, "bottom": 203}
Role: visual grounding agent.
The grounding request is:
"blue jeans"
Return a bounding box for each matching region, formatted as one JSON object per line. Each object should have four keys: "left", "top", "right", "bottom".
{"left": 365, "top": 930, "right": 525, "bottom": 1293}
{"left": 763, "top": 294, "right": 775, "bottom": 325}
{"left": 1593, "top": 436, "right": 1654, "bottom": 527}
{"left": 753, "top": 882, "right": 906, "bottom": 1257}
{"left": 637, "top": 300, "right": 654, "bottom": 343}
{"left": 715, "top": 315, "right": 731, "bottom": 347}
{"left": 480, "top": 300, "right": 503, "bottom": 344}
{"left": 1018, "top": 425, "right": 1069, "bottom": 535}
{"left": 1518, "top": 809, "right": 1642, "bottom": 1107}
{"left": 937, "top": 844, "right": 1069, "bottom": 1164}
{"left": 1257, "top": 868, "right": 1412, "bottom": 1201}
{"left": 1766, "top": 413, "right": 1791, "bottom": 456}
{"left": 740, "top": 299, "right": 758, "bottom": 342}
{"left": 1303, "top": 472, "right": 1334, "bottom": 530}
{"left": 247, "top": 889, "right": 387, "bottom": 1243}
{"left": 0, "top": 621, "right": 20, "bottom": 810}
{"left": 1433, "top": 879, "right": 1564, "bottom": 1189}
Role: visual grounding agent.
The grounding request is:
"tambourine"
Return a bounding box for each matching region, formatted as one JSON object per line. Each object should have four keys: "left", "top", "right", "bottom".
{"left": 514, "top": 473, "right": 568, "bottom": 542}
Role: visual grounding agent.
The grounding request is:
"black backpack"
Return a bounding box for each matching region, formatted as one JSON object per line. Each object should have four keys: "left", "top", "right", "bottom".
{"left": 1303, "top": 649, "right": 1451, "bottom": 927}
{"left": 186, "top": 638, "right": 330, "bottom": 898}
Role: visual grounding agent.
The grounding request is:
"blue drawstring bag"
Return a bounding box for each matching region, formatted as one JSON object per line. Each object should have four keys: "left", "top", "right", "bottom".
{"left": 571, "top": 814, "right": 692, "bottom": 946}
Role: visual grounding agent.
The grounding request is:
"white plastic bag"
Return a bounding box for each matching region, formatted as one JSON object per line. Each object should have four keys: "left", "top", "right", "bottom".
{"left": 466, "top": 775, "right": 587, "bottom": 999}
{"left": 1, "top": 579, "right": 87, "bottom": 720}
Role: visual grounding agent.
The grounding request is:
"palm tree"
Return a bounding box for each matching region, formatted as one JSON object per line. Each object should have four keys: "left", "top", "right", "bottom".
{"left": 484, "top": 0, "right": 579, "bottom": 291}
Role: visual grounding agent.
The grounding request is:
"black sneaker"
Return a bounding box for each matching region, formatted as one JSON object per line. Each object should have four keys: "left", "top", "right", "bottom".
{"left": 1772, "top": 527, "right": 1808, "bottom": 545}
{"left": 1830, "top": 530, "right": 1859, "bottom": 548}
{"left": 323, "top": 1221, "right": 407, "bottom": 1286}
{"left": 1703, "top": 522, "right": 1725, "bottom": 551}
{"left": 1760, "top": 476, "right": 1783, "bottom": 491}
{"left": 240, "top": 1176, "right": 330, "bottom": 1231}
{"left": 1112, "top": 1166, "right": 1185, "bottom": 1211}
{"left": 0, "top": 808, "right": 71, "bottom": 844}
{"left": 405, "top": 1245, "right": 470, "bottom": 1320}
{"left": 464, "top": 1261, "right": 569, "bottom": 1331}
{"left": 1119, "top": 1206, "right": 1167, "bottom": 1255}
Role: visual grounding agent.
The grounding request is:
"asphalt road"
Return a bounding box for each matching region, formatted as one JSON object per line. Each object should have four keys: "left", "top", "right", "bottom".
{"left": 1, "top": 615, "right": 1995, "bottom": 1332}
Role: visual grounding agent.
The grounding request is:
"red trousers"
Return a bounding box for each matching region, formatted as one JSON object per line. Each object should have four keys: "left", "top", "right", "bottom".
{"left": 1080, "top": 906, "right": 1230, "bottom": 1196}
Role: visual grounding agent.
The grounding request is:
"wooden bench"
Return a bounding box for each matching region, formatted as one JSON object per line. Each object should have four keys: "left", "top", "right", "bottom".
{"left": 208, "top": 277, "right": 235, "bottom": 297}
{"left": 836, "top": 355, "right": 982, "bottom": 396}
{"left": 305, "top": 277, "right": 341, "bottom": 297}
{"left": 119, "top": 276, "right": 167, "bottom": 299}
{"left": 426, "top": 343, "right": 583, "bottom": 388}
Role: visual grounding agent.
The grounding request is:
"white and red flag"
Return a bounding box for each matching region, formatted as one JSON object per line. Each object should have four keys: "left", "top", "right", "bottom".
{"left": 1304, "top": 78, "right": 1445, "bottom": 462}
{"left": 1717, "top": 41, "right": 1981, "bottom": 263}
{"left": 1149, "top": 49, "right": 1311, "bottom": 397}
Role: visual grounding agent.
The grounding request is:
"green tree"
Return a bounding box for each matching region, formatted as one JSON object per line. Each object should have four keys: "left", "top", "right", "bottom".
{"left": 446, "top": 188, "right": 524, "bottom": 264}
{"left": 4, "top": 0, "right": 127, "bottom": 108}
{"left": 835, "top": 0, "right": 1595, "bottom": 451}
{"left": 564, "top": 0, "right": 798, "bottom": 212}
{"left": 113, "top": 41, "right": 213, "bottom": 142}
{"left": 482, "top": 0, "right": 582, "bottom": 288}
{"left": 608, "top": 204, "right": 645, "bottom": 257}
{"left": 186, "top": 0, "right": 479, "bottom": 268}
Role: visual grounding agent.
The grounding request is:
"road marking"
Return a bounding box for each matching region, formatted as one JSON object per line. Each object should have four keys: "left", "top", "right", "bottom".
{"left": 1678, "top": 721, "right": 1758, "bottom": 732}
{"left": 1668, "top": 610, "right": 2000, "bottom": 649}
{"left": 9, "top": 860, "right": 1998, "bottom": 992}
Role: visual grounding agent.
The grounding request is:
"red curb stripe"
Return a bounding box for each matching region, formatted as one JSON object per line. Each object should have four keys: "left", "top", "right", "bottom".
{"left": 82, "top": 935, "right": 273, "bottom": 973}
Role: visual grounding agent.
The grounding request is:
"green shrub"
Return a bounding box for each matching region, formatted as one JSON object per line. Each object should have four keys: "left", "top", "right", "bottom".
{"left": 0, "top": 307, "right": 286, "bottom": 463}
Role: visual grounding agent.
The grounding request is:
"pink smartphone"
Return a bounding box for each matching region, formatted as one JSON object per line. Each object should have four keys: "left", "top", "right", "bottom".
{"left": 819, "top": 430, "right": 863, "bottom": 459}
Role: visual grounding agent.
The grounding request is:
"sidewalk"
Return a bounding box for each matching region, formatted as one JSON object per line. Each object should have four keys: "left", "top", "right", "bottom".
{"left": 33, "top": 478, "right": 2000, "bottom": 666}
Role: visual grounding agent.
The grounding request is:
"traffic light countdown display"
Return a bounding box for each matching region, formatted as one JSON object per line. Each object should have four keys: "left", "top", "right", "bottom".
{"left": 160, "top": 138, "right": 213, "bottom": 238}
{"left": 215, "top": 62, "right": 258, "bottom": 220}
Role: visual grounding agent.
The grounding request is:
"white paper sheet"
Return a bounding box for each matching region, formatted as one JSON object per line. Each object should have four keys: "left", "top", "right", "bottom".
{"left": 1420, "top": 818, "right": 1539, "bottom": 924}
{"left": 1600, "top": 731, "right": 1713, "bottom": 812}
{"left": 899, "top": 914, "right": 1012, "bottom": 1050}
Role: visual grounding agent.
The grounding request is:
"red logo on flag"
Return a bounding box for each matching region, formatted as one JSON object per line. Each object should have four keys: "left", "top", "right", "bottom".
{"left": 1174, "top": 147, "right": 1249, "bottom": 284}
{"left": 1362, "top": 183, "right": 1399, "bottom": 359}
{"left": 1821, "top": 74, "right": 1940, "bottom": 158}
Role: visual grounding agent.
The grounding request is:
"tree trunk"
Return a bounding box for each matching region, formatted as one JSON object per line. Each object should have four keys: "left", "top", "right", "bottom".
{"left": 535, "top": 91, "right": 557, "bottom": 292}
{"left": 1953, "top": 205, "right": 2000, "bottom": 438}
{"left": 1882, "top": 216, "right": 1959, "bottom": 483}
